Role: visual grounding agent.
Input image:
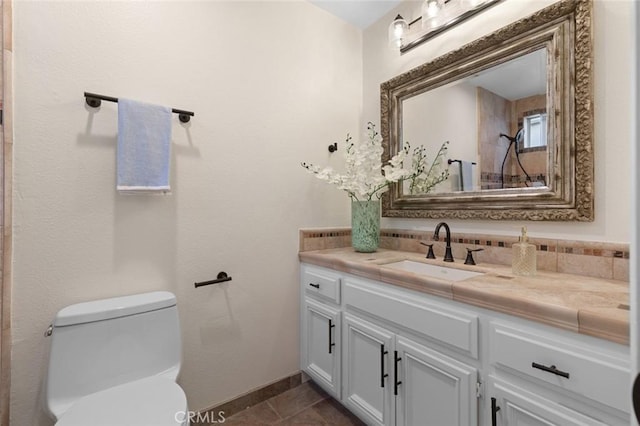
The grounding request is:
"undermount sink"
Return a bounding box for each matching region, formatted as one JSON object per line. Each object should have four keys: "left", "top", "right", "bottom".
{"left": 383, "top": 260, "right": 484, "bottom": 282}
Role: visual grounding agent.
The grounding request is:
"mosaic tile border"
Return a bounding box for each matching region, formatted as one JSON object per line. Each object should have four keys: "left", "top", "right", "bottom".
{"left": 303, "top": 230, "right": 350, "bottom": 239}
{"left": 480, "top": 172, "right": 547, "bottom": 190}
{"left": 298, "top": 228, "right": 351, "bottom": 252}
{"left": 299, "top": 228, "right": 630, "bottom": 281}
{"left": 378, "top": 229, "right": 630, "bottom": 258}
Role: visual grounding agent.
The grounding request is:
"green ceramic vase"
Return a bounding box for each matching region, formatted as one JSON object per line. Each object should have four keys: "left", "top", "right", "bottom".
{"left": 351, "top": 200, "right": 380, "bottom": 253}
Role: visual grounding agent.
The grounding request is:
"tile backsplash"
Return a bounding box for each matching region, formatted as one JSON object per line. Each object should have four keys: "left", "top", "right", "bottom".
{"left": 299, "top": 228, "right": 629, "bottom": 282}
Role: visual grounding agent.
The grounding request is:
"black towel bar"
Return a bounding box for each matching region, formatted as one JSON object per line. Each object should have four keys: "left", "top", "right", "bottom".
{"left": 194, "top": 272, "right": 232, "bottom": 288}
{"left": 448, "top": 159, "right": 477, "bottom": 165}
{"left": 84, "top": 92, "right": 195, "bottom": 123}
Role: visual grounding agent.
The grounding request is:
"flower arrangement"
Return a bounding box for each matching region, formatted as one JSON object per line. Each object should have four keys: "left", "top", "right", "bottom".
{"left": 301, "top": 122, "right": 449, "bottom": 200}
{"left": 406, "top": 142, "right": 450, "bottom": 195}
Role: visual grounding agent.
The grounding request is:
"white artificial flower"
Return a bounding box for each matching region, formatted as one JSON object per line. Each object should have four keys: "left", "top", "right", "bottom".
{"left": 302, "top": 122, "right": 449, "bottom": 200}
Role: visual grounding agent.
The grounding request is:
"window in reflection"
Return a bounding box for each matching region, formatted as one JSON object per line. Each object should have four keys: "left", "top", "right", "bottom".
{"left": 523, "top": 113, "right": 547, "bottom": 149}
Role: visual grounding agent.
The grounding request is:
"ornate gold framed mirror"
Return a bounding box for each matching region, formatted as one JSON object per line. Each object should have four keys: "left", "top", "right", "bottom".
{"left": 381, "top": 0, "right": 593, "bottom": 221}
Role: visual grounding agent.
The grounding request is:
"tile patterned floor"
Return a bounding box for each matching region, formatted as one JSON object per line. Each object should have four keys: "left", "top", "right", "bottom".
{"left": 221, "top": 381, "right": 365, "bottom": 425}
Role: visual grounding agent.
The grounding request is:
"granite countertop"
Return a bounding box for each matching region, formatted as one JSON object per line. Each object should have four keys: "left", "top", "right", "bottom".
{"left": 299, "top": 247, "right": 629, "bottom": 345}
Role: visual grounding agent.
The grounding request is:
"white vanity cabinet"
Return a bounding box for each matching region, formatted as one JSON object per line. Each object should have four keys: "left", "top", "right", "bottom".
{"left": 487, "top": 321, "right": 630, "bottom": 426}
{"left": 342, "top": 312, "right": 479, "bottom": 426}
{"left": 341, "top": 276, "right": 479, "bottom": 426}
{"left": 487, "top": 378, "right": 608, "bottom": 426}
{"left": 298, "top": 263, "right": 630, "bottom": 426}
{"left": 300, "top": 265, "right": 341, "bottom": 398}
{"left": 395, "top": 336, "right": 477, "bottom": 426}
{"left": 342, "top": 312, "right": 394, "bottom": 425}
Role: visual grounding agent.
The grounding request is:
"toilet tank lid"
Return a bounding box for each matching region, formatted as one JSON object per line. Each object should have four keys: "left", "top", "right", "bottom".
{"left": 54, "top": 291, "right": 177, "bottom": 327}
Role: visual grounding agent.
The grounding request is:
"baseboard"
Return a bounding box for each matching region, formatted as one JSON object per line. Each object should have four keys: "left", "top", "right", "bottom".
{"left": 197, "top": 371, "right": 304, "bottom": 420}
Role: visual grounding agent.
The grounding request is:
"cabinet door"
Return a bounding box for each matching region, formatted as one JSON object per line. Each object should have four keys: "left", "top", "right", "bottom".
{"left": 343, "top": 313, "right": 395, "bottom": 426}
{"left": 488, "top": 377, "right": 607, "bottom": 426}
{"left": 303, "top": 298, "right": 340, "bottom": 398}
{"left": 395, "top": 336, "right": 478, "bottom": 426}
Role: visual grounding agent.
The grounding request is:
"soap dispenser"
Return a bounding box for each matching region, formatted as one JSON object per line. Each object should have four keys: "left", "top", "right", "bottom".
{"left": 512, "top": 226, "right": 536, "bottom": 276}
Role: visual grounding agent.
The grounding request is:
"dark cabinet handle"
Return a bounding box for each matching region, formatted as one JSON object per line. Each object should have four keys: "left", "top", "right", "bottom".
{"left": 491, "top": 397, "right": 501, "bottom": 426}
{"left": 531, "top": 362, "right": 570, "bottom": 379}
{"left": 380, "top": 344, "right": 388, "bottom": 387}
{"left": 633, "top": 373, "right": 640, "bottom": 423}
{"left": 394, "top": 351, "right": 402, "bottom": 396}
{"left": 328, "top": 319, "right": 335, "bottom": 354}
{"left": 309, "top": 283, "right": 320, "bottom": 289}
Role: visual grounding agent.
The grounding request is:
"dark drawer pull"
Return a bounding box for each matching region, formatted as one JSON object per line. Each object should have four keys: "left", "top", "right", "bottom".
{"left": 491, "top": 397, "right": 500, "bottom": 426}
{"left": 532, "top": 362, "right": 570, "bottom": 379}
{"left": 394, "top": 351, "right": 402, "bottom": 396}
{"left": 328, "top": 319, "right": 335, "bottom": 354}
{"left": 309, "top": 283, "right": 320, "bottom": 289}
{"left": 380, "top": 344, "right": 388, "bottom": 388}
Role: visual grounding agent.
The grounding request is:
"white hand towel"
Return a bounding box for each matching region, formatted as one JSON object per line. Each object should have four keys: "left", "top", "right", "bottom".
{"left": 449, "top": 160, "right": 476, "bottom": 191}
{"left": 460, "top": 160, "right": 475, "bottom": 192}
{"left": 117, "top": 98, "right": 172, "bottom": 193}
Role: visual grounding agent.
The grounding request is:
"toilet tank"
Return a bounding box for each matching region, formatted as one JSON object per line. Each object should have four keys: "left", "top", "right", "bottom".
{"left": 45, "top": 291, "right": 182, "bottom": 419}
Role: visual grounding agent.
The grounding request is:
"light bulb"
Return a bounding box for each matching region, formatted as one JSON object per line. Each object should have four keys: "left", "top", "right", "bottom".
{"left": 393, "top": 22, "right": 404, "bottom": 38}
{"left": 388, "top": 14, "right": 409, "bottom": 49}
{"left": 422, "top": 0, "right": 444, "bottom": 29}
{"left": 425, "top": 0, "right": 444, "bottom": 18}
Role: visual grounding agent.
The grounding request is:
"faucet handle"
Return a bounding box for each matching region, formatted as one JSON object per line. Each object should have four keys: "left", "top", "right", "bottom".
{"left": 420, "top": 242, "right": 436, "bottom": 259}
{"left": 464, "top": 248, "right": 484, "bottom": 265}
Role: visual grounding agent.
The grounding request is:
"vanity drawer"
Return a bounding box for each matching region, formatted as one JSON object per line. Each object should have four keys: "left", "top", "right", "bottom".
{"left": 490, "top": 323, "right": 629, "bottom": 413}
{"left": 343, "top": 277, "right": 478, "bottom": 359}
{"left": 301, "top": 266, "right": 341, "bottom": 304}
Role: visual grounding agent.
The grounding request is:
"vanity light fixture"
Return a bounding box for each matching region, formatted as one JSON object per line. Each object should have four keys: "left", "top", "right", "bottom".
{"left": 422, "top": 0, "right": 445, "bottom": 31}
{"left": 388, "top": 14, "right": 409, "bottom": 48}
{"left": 388, "top": 0, "right": 500, "bottom": 54}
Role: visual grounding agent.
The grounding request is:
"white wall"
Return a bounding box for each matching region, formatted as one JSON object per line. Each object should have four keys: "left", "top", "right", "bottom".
{"left": 11, "top": 1, "right": 358, "bottom": 424}
{"left": 403, "top": 81, "right": 478, "bottom": 192}
{"left": 364, "top": 0, "right": 633, "bottom": 243}
{"left": 10, "top": 0, "right": 635, "bottom": 423}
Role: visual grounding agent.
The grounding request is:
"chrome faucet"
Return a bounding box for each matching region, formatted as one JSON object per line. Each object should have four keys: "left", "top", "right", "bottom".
{"left": 433, "top": 222, "right": 454, "bottom": 262}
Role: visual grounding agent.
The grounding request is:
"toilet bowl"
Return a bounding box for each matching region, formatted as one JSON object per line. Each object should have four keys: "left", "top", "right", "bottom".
{"left": 44, "top": 291, "right": 189, "bottom": 425}
{"left": 55, "top": 377, "right": 188, "bottom": 426}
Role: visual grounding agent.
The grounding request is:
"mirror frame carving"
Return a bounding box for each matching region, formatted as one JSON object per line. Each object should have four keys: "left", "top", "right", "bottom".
{"left": 381, "top": 0, "right": 593, "bottom": 221}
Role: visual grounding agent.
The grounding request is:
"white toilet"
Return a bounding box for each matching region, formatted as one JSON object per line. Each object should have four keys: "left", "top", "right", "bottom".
{"left": 44, "top": 291, "right": 189, "bottom": 426}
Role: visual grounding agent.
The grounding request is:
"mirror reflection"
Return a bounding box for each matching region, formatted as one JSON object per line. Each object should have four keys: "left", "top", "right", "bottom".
{"left": 401, "top": 48, "right": 548, "bottom": 195}
{"left": 381, "top": 0, "right": 594, "bottom": 221}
